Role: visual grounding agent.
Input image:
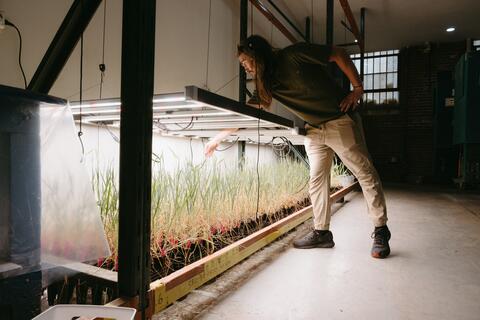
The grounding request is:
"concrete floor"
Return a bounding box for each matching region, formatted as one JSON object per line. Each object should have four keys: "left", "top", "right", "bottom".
{"left": 196, "top": 186, "right": 480, "bottom": 320}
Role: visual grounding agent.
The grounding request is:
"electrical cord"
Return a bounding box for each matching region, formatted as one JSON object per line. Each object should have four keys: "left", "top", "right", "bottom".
{"left": 214, "top": 74, "right": 239, "bottom": 94}
{"left": 102, "top": 122, "right": 120, "bottom": 143}
{"left": 173, "top": 117, "right": 194, "bottom": 130}
{"left": 78, "top": 27, "right": 85, "bottom": 163}
{"left": 215, "top": 137, "right": 240, "bottom": 151}
{"left": 5, "top": 20, "right": 27, "bottom": 89}
{"left": 100, "top": 121, "right": 169, "bottom": 167}
{"left": 254, "top": 50, "right": 261, "bottom": 222}
{"left": 99, "top": 0, "right": 107, "bottom": 99}
{"left": 154, "top": 117, "right": 194, "bottom": 132}
{"left": 256, "top": 114, "right": 260, "bottom": 221}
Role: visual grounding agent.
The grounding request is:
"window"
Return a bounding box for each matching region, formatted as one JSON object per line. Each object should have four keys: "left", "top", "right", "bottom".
{"left": 350, "top": 50, "right": 399, "bottom": 105}
{"left": 473, "top": 39, "right": 480, "bottom": 51}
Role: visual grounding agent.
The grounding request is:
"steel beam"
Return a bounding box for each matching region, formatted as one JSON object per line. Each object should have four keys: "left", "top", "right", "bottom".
{"left": 338, "top": 0, "right": 364, "bottom": 51}
{"left": 239, "top": 0, "right": 248, "bottom": 104}
{"left": 305, "top": 17, "right": 311, "bottom": 43}
{"left": 326, "top": 0, "right": 334, "bottom": 45}
{"left": 360, "top": 8, "right": 366, "bottom": 82}
{"left": 249, "top": 0, "right": 297, "bottom": 43}
{"left": 28, "top": 0, "right": 102, "bottom": 94}
{"left": 267, "top": 0, "right": 308, "bottom": 41}
{"left": 118, "top": 3, "right": 155, "bottom": 320}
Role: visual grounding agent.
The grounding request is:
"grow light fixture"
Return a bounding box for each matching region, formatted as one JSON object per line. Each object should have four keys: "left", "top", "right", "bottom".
{"left": 70, "top": 86, "right": 305, "bottom": 144}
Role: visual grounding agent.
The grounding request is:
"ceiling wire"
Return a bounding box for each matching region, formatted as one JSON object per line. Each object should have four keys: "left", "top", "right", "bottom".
{"left": 99, "top": 0, "right": 107, "bottom": 99}
{"left": 205, "top": 0, "right": 212, "bottom": 90}
{"left": 78, "top": 0, "right": 85, "bottom": 163}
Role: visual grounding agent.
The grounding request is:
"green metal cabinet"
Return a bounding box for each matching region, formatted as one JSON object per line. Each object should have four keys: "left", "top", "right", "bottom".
{"left": 453, "top": 52, "right": 480, "bottom": 144}
{"left": 453, "top": 52, "right": 480, "bottom": 187}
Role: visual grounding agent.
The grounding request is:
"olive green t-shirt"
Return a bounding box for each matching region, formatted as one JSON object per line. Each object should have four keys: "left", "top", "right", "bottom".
{"left": 271, "top": 42, "right": 347, "bottom": 126}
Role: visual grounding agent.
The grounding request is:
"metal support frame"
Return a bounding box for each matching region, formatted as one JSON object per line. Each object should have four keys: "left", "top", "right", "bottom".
{"left": 118, "top": 2, "right": 155, "bottom": 320}
{"left": 338, "top": 0, "right": 364, "bottom": 51}
{"left": 326, "top": 0, "right": 334, "bottom": 45}
{"left": 239, "top": 0, "right": 248, "bottom": 104}
{"left": 305, "top": 17, "right": 311, "bottom": 43}
{"left": 249, "top": 0, "right": 297, "bottom": 43}
{"left": 360, "top": 7, "right": 365, "bottom": 83}
{"left": 267, "top": 0, "right": 308, "bottom": 42}
{"left": 28, "top": 0, "right": 102, "bottom": 94}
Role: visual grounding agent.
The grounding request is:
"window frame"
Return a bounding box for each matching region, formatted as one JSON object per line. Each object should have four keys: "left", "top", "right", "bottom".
{"left": 350, "top": 49, "right": 400, "bottom": 106}
{"left": 473, "top": 39, "right": 480, "bottom": 51}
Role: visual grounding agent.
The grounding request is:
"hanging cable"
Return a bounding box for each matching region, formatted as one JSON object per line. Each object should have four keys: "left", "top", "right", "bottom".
{"left": 214, "top": 74, "right": 239, "bottom": 93}
{"left": 204, "top": 0, "right": 212, "bottom": 90}
{"left": 78, "top": 25, "right": 85, "bottom": 163}
{"left": 102, "top": 122, "right": 119, "bottom": 143}
{"left": 5, "top": 20, "right": 27, "bottom": 89}
{"left": 154, "top": 117, "right": 194, "bottom": 132}
{"left": 215, "top": 137, "right": 240, "bottom": 151}
{"left": 254, "top": 51, "right": 261, "bottom": 222}
{"left": 99, "top": 0, "right": 108, "bottom": 99}
{"left": 255, "top": 114, "right": 261, "bottom": 222}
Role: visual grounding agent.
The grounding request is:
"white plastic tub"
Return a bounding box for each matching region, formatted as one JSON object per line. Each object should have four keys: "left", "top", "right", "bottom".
{"left": 32, "top": 304, "right": 136, "bottom": 320}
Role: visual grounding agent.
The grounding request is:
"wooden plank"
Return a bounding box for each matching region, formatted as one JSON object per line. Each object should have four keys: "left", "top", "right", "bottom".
{"left": 330, "top": 181, "right": 359, "bottom": 203}
{"left": 109, "top": 184, "right": 358, "bottom": 315}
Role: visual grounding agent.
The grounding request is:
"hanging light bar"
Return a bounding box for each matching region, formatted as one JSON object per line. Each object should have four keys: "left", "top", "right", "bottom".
{"left": 70, "top": 85, "right": 304, "bottom": 142}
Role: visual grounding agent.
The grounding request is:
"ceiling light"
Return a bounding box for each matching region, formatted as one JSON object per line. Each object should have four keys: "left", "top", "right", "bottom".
{"left": 446, "top": 27, "right": 455, "bottom": 32}
{"left": 354, "top": 39, "right": 358, "bottom": 43}
{"left": 152, "top": 96, "right": 185, "bottom": 103}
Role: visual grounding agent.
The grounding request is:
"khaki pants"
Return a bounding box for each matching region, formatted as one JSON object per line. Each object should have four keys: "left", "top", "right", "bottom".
{"left": 304, "top": 113, "right": 387, "bottom": 230}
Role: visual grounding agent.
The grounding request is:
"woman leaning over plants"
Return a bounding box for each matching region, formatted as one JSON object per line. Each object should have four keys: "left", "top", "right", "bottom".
{"left": 204, "top": 35, "right": 391, "bottom": 259}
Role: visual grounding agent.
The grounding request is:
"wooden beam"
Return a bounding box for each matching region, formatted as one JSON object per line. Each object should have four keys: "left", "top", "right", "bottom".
{"left": 108, "top": 181, "right": 360, "bottom": 316}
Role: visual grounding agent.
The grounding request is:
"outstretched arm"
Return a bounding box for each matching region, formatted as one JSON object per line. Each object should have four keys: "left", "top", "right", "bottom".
{"left": 204, "top": 128, "right": 239, "bottom": 157}
{"left": 329, "top": 46, "right": 364, "bottom": 112}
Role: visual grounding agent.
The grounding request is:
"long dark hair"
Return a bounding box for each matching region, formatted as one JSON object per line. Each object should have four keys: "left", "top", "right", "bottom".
{"left": 237, "top": 35, "right": 275, "bottom": 106}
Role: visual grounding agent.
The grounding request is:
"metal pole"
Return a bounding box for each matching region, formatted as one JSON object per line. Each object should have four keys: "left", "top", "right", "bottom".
{"left": 326, "top": 0, "right": 334, "bottom": 45}
{"left": 360, "top": 8, "right": 365, "bottom": 83}
{"left": 305, "top": 17, "right": 311, "bottom": 43}
{"left": 118, "top": 2, "right": 155, "bottom": 319}
{"left": 249, "top": 0, "right": 297, "bottom": 43}
{"left": 239, "top": 0, "right": 248, "bottom": 104}
{"left": 28, "top": 0, "right": 102, "bottom": 94}
{"left": 338, "top": 0, "right": 364, "bottom": 51}
{"left": 267, "top": 0, "right": 308, "bottom": 41}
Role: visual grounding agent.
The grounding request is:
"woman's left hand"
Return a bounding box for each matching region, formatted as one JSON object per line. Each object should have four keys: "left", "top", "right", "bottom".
{"left": 340, "top": 86, "right": 364, "bottom": 112}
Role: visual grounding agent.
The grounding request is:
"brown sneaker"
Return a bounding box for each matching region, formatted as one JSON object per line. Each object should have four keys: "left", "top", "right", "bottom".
{"left": 371, "top": 225, "right": 391, "bottom": 258}
{"left": 293, "top": 230, "right": 335, "bottom": 249}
